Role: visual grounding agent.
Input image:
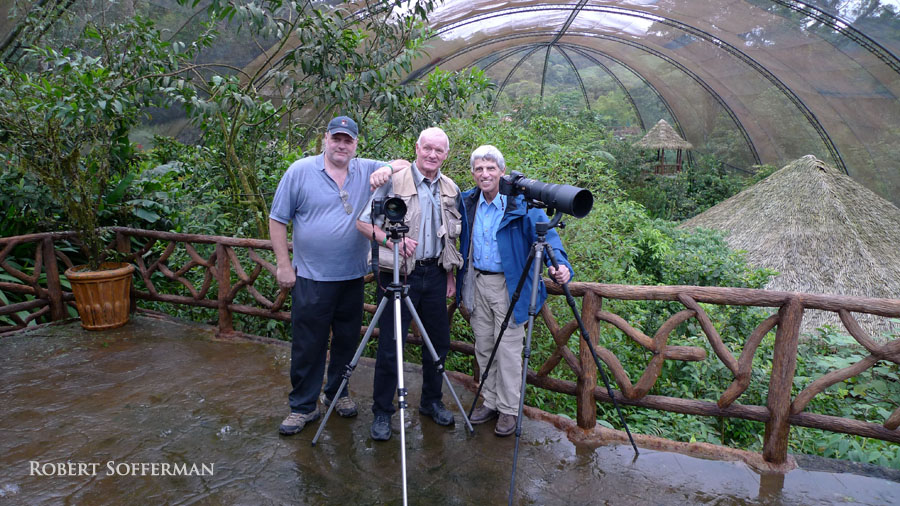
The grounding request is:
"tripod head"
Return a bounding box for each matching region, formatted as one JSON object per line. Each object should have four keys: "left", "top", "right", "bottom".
{"left": 517, "top": 195, "right": 567, "bottom": 236}
{"left": 384, "top": 220, "right": 410, "bottom": 240}
{"left": 535, "top": 211, "right": 564, "bottom": 236}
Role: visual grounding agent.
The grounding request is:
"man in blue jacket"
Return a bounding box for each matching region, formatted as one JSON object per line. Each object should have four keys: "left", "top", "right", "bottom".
{"left": 456, "top": 145, "right": 572, "bottom": 436}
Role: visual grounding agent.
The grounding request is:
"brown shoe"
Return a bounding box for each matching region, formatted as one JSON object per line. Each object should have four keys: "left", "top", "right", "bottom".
{"left": 321, "top": 394, "right": 358, "bottom": 418}
{"left": 278, "top": 410, "right": 320, "bottom": 435}
{"left": 470, "top": 405, "right": 498, "bottom": 425}
{"left": 494, "top": 413, "right": 517, "bottom": 437}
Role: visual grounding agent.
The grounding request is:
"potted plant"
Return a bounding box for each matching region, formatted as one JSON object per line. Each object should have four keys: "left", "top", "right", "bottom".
{"left": 0, "top": 19, "right": 186, "bottom": 329}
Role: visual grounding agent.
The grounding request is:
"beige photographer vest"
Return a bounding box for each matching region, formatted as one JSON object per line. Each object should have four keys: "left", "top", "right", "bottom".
{"left": 374, "top": 168, "right": 463, "bottom": 274}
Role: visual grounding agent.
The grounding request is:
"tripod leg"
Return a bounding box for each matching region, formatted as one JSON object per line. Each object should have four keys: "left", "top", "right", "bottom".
{"left": 467, "top": 247, "right": 536, "bottom": 421}
{"left": 391, "top": 291, "right": 409, "bottom": 506}
{"left": 543, "top": 244, "right": 639, "bottom": 456}
{"left": 311, "top": 296, "right": 389, "bottom": 447}
{"left": 508, "top": 242, "right": 544, "bottom": 506}
{"left": 403, "top": 296, "right": 475, "bottom": 435}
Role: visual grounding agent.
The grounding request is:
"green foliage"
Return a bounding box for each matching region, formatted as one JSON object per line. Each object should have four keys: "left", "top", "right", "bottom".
{"left": 592, "top": 90, "right": 640, "bottom": 127}
{"left": 618, "top": 154, "right": 751, "bottom": 221}
{"left": 788, "top": 326, "right": 900, "bottom": 468}
{"left": 0, "top": 163, "right": 56, "bottom": 237}
{"left": 0, "top": 16, "right": 196, "bottom": 268}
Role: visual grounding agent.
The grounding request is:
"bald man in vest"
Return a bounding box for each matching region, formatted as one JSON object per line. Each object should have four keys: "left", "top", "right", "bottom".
{"left": 357, "top": 127, "right": 464, "bottom": 442}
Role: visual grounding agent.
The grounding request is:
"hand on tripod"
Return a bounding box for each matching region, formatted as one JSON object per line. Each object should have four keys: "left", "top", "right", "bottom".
{"left": 393, "top": 237, "right": 417, "bottom": 257}
{"left": 547, "top": 264, "right": 570, "bottom": 284}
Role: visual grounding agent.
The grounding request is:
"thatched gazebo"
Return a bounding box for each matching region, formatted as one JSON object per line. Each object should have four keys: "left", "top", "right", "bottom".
{"left": 681, "top": 155, "right": 900, "bottom": 338}
{"left": 633, "top": 119, "right": 693, "bottom": 175}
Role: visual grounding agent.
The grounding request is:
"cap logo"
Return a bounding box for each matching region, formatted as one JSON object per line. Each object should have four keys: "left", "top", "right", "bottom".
{"left": 341, "top": 120, "right": 347, "bottom": 126}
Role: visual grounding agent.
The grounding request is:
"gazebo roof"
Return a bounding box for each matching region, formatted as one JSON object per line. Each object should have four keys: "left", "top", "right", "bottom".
{"left": 681, "top": 155, "right": 900, "bottom": 338}
{"left": 633, "top": 119, "right": 693, "bottom": 150}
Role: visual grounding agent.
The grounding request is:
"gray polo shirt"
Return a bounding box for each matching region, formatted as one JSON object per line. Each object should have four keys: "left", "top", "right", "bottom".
{"left": 358, "top": 162, "right": 458, "bottom": 261}
{"left": 269, "top": 154, "right": 386, "bottom": 281}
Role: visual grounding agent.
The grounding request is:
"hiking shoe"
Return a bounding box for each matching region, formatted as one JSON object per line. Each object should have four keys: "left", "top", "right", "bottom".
{"left": 322, "top": 394, "right": 358, "bottom": 418}
{"left": 494, "top": 413, "right": 516, "bottom": 437}
{"left": 279, "top": 410, "right": 320, "bottom": 435}
{"left": 371, "top": 413, "right": 392, "bottom": 441}
{"left": 470, "top": 405, "right": 498, "bottom": 425}
{"left": 420, "top": 401, "right": 455, "bottom": 427}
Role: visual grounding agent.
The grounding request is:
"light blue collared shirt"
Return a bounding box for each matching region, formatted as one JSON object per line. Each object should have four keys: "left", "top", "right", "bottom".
{"left": 269, "top": 154, "right": 386, "bottom": 281}
{"left": 472, "top": 193, "right": 506, "bottom": 272}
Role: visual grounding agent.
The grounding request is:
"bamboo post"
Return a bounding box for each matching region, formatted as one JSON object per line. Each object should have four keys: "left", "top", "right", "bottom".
{"left": 763, "top": 296, "right": 803, "bottom": 463}
{"left": 576, "top": 291, "right": 601, "bottom": 428}
{"left": 41, "top": 237, "right": 65, "bottom": 321}
{"left": 216, "top": 243, "right": 233, "bottom": 334}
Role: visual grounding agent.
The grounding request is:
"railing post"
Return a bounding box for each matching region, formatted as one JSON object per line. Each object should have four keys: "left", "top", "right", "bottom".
{"left": 216, "top": 243, "right": 233, "bottom": 334}
{"left": 41, "top": 237, "right": 65, "bottom": 321}
{"left": 116, "top": 230, "right": 136, "bottom": 314}
{"left": 763, "top": 296, "right": 803, "bottom": 463}
{"left": 576, "top": 290, "right": 601, "bottom": 429}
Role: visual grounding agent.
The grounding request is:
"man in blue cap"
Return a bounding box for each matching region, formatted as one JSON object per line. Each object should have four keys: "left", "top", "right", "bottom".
{"left": 269, "top": 116, "right": 409, "bottom": 435}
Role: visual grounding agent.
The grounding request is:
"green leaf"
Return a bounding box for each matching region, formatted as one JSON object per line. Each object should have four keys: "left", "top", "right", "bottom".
{"left": 133, "top": 207, "right": 160, "bottom": 223}
{"left": 107, "top": 172, "right": 136, "bottom": 205}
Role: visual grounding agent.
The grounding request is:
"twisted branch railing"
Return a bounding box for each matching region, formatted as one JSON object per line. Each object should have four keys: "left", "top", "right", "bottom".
{"left": 1, "top": 228, "right": 898, "bottom": 464}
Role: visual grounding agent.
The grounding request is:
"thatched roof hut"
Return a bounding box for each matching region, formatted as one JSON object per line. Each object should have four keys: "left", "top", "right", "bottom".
{"left": 634, "top": 119, "right": 694, "bottom": 150}
{"left": 681, "top": 155, "right": 900, "bottom": 339}
{"left": 634, "top": 119, "right": 693, "bottom": 174}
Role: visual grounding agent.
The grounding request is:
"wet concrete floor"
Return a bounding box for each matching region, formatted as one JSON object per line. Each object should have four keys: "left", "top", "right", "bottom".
{"left": 1, "top": 314, "right": 898, "bottom": 505}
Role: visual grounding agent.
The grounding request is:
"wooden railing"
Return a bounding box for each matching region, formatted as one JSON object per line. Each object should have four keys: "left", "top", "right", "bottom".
{"left": 2, "top": 228, "right": 898, "bottom": 464}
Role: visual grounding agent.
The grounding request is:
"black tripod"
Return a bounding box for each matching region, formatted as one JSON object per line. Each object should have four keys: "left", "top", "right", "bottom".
{"left": 311, "top": 220, "right": 474, "bottom": 506}
{"left": 465, "top": 211, "right": 639, "bottom": 505}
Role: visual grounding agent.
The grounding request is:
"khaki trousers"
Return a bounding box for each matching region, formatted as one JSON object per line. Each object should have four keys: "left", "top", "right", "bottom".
{"left": 470, "top": 271, "right": 525, "bottom": 416}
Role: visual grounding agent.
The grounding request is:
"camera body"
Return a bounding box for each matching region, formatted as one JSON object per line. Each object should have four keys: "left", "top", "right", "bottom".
{"left": 371, "top": 195, "right": 407, "bottom": 223}
{"left": 498, "top": 171, "right": 593, "bottom": 218}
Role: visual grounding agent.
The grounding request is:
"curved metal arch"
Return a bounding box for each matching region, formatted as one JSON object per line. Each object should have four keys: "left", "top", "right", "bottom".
{"left": 767, "top": 0, "right": 900, "bottom": 74}
{"left": 570, "top": 31, "right": 763, "bottom": 164}
{"left": 575, "top": 5, "right": 848, "bottom": 174}
{"left": 552, "top": 45, "right": 592, "bottom": 112}
{"left": 478, "top": 46, "right": 538, "bottom": 72}
{"left": 475, "top": 42, "right": 648, "bottom": 131}
{"left": 424, "top": 4, "right": 850, "bottom": 173}
{"left": 540, "top": 45, "right": 552, "bottom": 102}
{"left": 413, "top": 30, "right": 762, "bottom": 164}
{"left": 491, "top": 45, "right": 546, "bottom": 113}
{"left": 477, "top": 44, "right": 592, "bottom": 114}
{"left": 561, "top": 44, "right": 694, "bottom": 165}
{"left": 535, "top": 0, "right": 590, "bottom": 106}
{"left": 426, "top": 2, "right": 899, "bottom": 82}
{"left": 557, "top": 44, "right": 648, "bottom": 130}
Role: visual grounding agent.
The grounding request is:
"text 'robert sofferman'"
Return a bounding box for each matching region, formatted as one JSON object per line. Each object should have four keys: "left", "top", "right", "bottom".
{"left": 30, "top": 461, "right": 215, "bottom": 477}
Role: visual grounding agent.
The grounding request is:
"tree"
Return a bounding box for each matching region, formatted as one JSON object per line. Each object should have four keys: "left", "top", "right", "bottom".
{"left": 167, "top": 0, "right": 493, "bottom": 236}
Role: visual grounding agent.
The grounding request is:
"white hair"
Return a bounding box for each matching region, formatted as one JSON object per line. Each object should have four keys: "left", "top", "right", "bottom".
{"left": 417, "top": 127, "right": 450, "bottom": 150}
{"left": 470, "top": 145, "right": 505, "bottom": 171}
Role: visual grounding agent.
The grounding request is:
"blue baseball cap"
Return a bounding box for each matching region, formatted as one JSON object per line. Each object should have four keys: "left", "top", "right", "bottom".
{"left": 327, "top": 116, "right": 358, "bottom": 139}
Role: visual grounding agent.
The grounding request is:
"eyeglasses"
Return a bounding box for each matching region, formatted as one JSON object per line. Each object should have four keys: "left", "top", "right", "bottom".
{"left": 339, "top": 190, "right": 352, "bottom": 215}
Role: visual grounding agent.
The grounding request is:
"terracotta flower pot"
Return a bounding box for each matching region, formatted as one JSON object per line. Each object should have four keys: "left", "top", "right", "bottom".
{"left": 65, "top": 262, "right": 135, "bottom": 330}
